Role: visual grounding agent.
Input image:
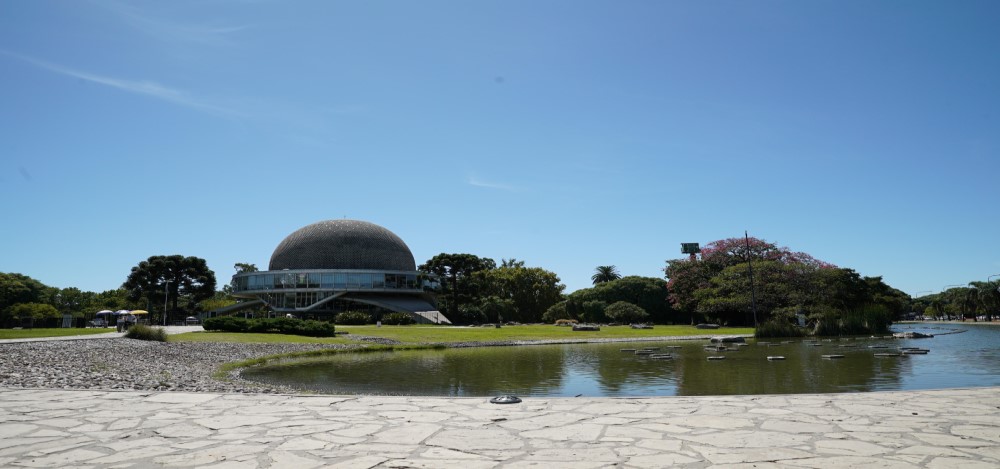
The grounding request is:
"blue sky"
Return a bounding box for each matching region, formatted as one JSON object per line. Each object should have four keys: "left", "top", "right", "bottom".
{"left": 2, "top": 1, "right": 998, "bottom": 298}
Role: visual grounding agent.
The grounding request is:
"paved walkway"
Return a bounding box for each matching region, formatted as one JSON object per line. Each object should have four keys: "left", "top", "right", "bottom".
{"left": 1, "top": 386, "right": 998, "bottom": 468}
{"left": 0, "top": 326, "right": 205, "bottom": 344}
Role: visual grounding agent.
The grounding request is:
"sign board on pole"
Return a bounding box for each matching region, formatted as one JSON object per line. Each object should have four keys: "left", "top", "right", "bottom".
{"left": 681, "top": 243, "right": 700, "bottom": 255}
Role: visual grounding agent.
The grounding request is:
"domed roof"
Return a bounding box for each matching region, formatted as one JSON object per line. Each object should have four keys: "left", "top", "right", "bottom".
{"left": 268, "top": 220, "right": 416, "bottom": 271}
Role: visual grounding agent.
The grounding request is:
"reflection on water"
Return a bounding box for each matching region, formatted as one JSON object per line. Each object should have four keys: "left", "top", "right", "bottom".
{"left": 242, "top": 324, "right": 1000, "bottom": 397}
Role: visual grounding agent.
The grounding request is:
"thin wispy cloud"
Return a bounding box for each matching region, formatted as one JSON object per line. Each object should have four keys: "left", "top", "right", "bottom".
{"left": 467, "top": 175, "right": 521, "bottom": 192}
{"left": 2, "top": 51, "right": 245, "bottom": 118}
{"left": 93, "top": 0, "right": 251, "bottom": 47}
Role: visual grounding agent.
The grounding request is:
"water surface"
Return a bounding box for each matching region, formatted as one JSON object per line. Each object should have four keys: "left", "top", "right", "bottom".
{"left": 242, "top": 323, "right": 1000, "bottom": 397}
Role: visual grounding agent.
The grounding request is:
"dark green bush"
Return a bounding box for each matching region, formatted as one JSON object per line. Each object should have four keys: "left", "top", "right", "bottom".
{"left": 454, "top": 304, "right": 487, "bottom": 325}
{"left": 603, "top": 301, "right": 649, "bottom": 324}
{"left": 202, "top": 316, "right": 335, "bottom": 337}
{"left": 381, "top": 312, "right": 415, "bottom": 325}
{"left": 124, "top": 324, "right": 167, "bottom": 342}
{"left": 335, "top": 311, "right": 371, "bottom": 325}
{"left": 203, "top": 316, "right": 247, "bottom": 332}
{"left": 542, "top": 301, "right": 572, "bottom": 323}
{"left": 754, "top": 319, "right": 805, "bottom": 338}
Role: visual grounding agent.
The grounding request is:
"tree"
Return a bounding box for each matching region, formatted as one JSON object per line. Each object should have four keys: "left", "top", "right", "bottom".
{"left": 9, "top": 302, "right": 60, "bottom": 321}
{"left": 234, "top": 263, "right": 259, "bottom": 274}
{"left": 87, "top": 288, "right": 136, "bottom": 313}
{"left": 478, "top": 295, "right": 516, "bottom": 324}
{"left": 0, "top": 273, "right": 52, "bottom": 314}
{"left": 478, "top": 265, "right": 565, "bottom": 323}
{"left": 666, "top": 237, "right": 841, "bottom": 325}
{"left": 199, "top": 290, "right": 238, "bottom": 313}
{"left": 568, "top": 276, "right": 672, "bottom": 323}
{"left": 604, "top": 301, "right": 649, "bottom": 323}
{"left": 694, "top": 261, "right": 803, "bottom": 326}
{"left": 51, "top": 287, "right": 92, "bottom": 317}
{"left": 591, "top": 265, "right": 621, "bottom": 285}
{"left": 971, "top": 281, "right": 1000, "bottom": 321}
{"left": 123, "top": 255, "right": 217, "bottom": 322}
{"left": 418, "top": 254, "right": 496, "bottom": 320}
{"left": 542, "top": 301, "right": 571, "bottom": 323}
{"left": 500, "top": 258, "right": 525, "bottom": 268}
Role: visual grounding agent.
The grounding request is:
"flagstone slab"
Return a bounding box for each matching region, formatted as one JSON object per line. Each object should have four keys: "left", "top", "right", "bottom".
{"left": 519, "top": 423, "right": 605, "bottom": 442}
{"left": 8, "top": 448, "right": 105, "bottom": 467}
{"left": 372, "top": 422, "right": 441, "bottom": 445}
{"left": 925, "top": 456, "right": 999, "bottom": 469}
{"left": 2, "top": 387, "right": 1000, "bottom": 467}
{"left": 380, "top": 458, "right": 499, "bottom": 469}
{"left": 691, "top": 445, "right": 815, "bottom": 464}
{"left": 267, "top": 450, "right": 324, "bottom": 469}
{"left": 195, "top": 415, "right": 283, "bottom": 430}
{"left": 427, "top": 428, "right": 524, "bottom": 451}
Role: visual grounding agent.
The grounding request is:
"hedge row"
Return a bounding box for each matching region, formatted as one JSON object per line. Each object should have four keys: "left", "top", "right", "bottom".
{"left": 202, "top": 317, "right": 335, "bottom": 337}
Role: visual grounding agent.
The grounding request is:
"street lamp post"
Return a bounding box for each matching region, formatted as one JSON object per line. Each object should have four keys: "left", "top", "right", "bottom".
{"left": 744, "top": 231, "right": 758, "bottom": 328}
{"left": 163, "top": 280, "right": 171, "bottom": 326}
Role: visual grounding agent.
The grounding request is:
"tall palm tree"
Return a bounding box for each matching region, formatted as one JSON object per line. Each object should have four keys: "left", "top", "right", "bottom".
{"left": 591, "top": 265, "right": 621, "bottom": 285}
{"left": 972, "top": 281, "right": 1000, "bottom": 322}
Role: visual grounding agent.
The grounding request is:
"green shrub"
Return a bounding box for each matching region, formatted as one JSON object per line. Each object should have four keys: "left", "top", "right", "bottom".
{"left": 809, "top": 304, "right": 892, "bottom": 337}
{"left": 578, "top": 300, "right": 608, "bottom": 323}
{"left": 454, "top": 304, "right": 487, "bottom": 325}
{"left": 203, "top": 316, "right": 248, "bottom": 332}
{"left": 124, "top": 324, "right": 167, "bottom": 342}
{"left": 603, "top": 301, "right": 649, "bottom": 324}
{"left": 381, "top": 312, "right": 415, "bottom": 325}
{"left": 335, "top": 311, "right": 371, "bottom": 325}
{"left": 542, "top": 301, "right": 571, "bottom": 323}
{"left": 754, "top": 319, "right": 805, "bottom": 338}
{"left": 202, "top": 316, "right": 335, "bottom": 337}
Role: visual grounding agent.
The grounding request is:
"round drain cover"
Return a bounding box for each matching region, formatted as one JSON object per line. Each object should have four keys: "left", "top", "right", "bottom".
{"left": 490, "top": 395, "right": 522, "bottom": 404}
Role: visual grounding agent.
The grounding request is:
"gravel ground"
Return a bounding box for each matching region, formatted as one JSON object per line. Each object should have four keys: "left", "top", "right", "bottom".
{"left": 0, "top": 339, "right": 352, "bottom": 394}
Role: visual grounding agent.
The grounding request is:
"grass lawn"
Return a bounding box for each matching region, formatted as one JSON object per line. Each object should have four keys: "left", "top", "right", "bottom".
{"left": 168, "top": 324, "right": 754, "bottom": 345}
{"left": 335, "top": 324, "right": 754, "bottom": 344}
{"left": 0, "top": 328, "right": 117, "bottom": 340}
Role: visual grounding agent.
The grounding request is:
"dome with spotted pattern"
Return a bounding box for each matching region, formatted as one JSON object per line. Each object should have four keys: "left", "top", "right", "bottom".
{"left": 268, "top": 220, "right": 416, "bottom": 271}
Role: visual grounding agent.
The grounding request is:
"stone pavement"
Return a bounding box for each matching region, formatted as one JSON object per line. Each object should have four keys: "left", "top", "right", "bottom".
{"left": 1, "top": 387, "right": 998, "bottom": 468}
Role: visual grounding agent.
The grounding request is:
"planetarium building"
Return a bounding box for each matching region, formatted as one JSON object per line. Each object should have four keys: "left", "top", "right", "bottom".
{"left": 230, "top": 219, "right": 446, "bottom": 324}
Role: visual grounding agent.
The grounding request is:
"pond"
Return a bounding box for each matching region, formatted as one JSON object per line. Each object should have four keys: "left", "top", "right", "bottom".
{"left": 241, "top": 323, "right": 1000, "bottom": 397}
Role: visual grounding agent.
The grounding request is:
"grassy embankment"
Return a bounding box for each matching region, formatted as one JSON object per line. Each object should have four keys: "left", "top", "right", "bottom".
{"left": 0, "top": 328, "right": 116, "bottom": 340}
{"left": 170, "top": 324, "right": 755, "bottom": 345}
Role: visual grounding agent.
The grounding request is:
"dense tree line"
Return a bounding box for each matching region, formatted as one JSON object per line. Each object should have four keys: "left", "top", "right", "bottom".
{"left": 419, "top": 254, "right": 565, "bottom": 324}
{"left": 913, "top": 282, "right": 1000, "bottom": 321}
{"left": 664, "top": 237, "right": 911, "bottom": 329}
{"left": 1, "top": 254, "right": 219, "bottom": 327}
{"left": 0, "top": 272, "right": 138, "bottom": 327}
{"left": 542, "top": 276, "right": 672, "bottom": 324}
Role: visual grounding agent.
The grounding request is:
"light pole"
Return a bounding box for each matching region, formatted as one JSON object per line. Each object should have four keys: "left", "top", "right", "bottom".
{"left": 163, "top": 280, "right": 171, "bottom": 326}
{"left": 744, "top": 231, "right": 758, "bottom": 328}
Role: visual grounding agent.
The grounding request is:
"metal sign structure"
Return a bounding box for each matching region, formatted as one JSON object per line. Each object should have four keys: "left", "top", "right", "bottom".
{"left": 681, "top": 243, "right": 700, "bottom": 255}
